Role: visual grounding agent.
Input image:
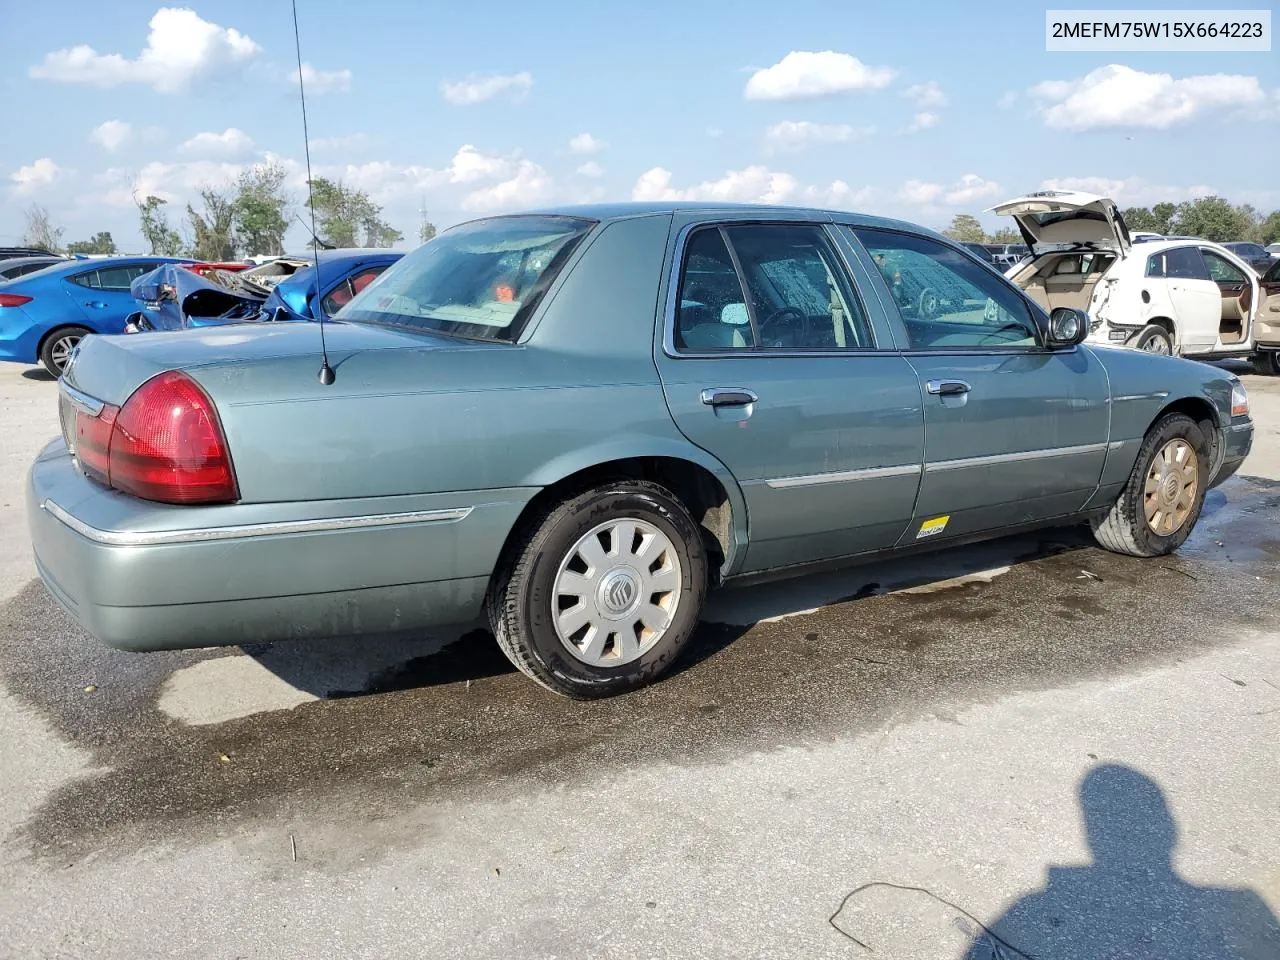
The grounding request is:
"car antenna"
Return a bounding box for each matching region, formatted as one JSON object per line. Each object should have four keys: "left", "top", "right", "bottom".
{"left": 290, "top": 0, "right": 334, "bottom": 385}
{"left": 295, "top": 214, "right": 335, "bottom": 250}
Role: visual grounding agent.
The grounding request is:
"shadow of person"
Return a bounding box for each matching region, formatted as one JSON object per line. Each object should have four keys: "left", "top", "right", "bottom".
{"left": 965, "top": 764, "right": 1280, "bottom": 959}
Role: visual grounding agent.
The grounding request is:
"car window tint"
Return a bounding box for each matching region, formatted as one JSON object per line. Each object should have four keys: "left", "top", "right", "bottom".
{"left": 674, "top": 228, "right": 753, "bottom": 351}
{"left": 1145, "top": 254, "right": 1165, "bottom": 278}
{"left": 723, "top": 223, "right": 872, "bottom": 350}
{"left": 321, "top": 268, "right": 388, "bottom": 315}
{"left": 853, "top": 229, "right": 1039, "bottom": 349}
{"left": 1202, "top": 251, "right": 1246, "bottom": 284}
{"left": 93, "top": 264, "right": 147, "bottom": 290}
{"left": 1163, "top": 247, "right": 1210, "bottom": 281}
{"left": 70, "top": 269, "right": 101, "bottom": 289}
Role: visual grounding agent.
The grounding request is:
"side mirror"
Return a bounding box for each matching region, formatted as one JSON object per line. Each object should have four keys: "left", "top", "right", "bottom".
{"left": 1047, "top": 307, "right": 1089, "bottom": 347}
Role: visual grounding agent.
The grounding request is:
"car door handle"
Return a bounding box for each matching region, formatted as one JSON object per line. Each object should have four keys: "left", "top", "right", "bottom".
{"left": 700, "top": 387, "right": 758, "bottom": 407}
{"left": 925, "top": 379, "right": 972, "bottom": 396}
{"left": 84, "top": 301, "right": 109, "bottom": 309}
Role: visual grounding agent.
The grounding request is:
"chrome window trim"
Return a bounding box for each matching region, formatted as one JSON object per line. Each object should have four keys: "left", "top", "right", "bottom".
{"left": 925, "top": 441, "right": 1109, "bottom": 473}
{"left": 764, "top": 463, "right": 922, "bottom": 489}
{"left": 59, "top": 381, "right": 105, "bottom": 417}
{"left": 41, "top": 499, "right": 473, "bottom": 547}
{"left": 660, "top": 219, "right": 879, "bottom": 359}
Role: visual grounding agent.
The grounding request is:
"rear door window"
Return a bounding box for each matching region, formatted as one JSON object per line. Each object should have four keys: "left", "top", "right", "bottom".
{"left": 1163, "top": 247, "right": 1211, "bottom": 281}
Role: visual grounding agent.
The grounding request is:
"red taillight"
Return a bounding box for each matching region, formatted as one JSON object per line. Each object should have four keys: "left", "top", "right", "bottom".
{"left": 0, "top": 293, "right": 34, "bottom": 308}
{"left": 73, "top": 371, "right": 238, "bottom": 504}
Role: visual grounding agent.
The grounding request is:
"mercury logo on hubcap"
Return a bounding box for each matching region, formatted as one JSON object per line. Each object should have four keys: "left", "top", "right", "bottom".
{"left": 599, "top": 569, "right": 639, "bottom": 615}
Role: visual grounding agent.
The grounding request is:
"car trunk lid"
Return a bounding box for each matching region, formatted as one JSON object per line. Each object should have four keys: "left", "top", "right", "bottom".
{"left": 988, "top": 190, "right": 1132, "bottom": 257}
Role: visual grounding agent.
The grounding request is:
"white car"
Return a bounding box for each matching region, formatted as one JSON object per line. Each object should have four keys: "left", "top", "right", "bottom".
{"left": 991, "top": 190, "right": 1278, "bottom": 367}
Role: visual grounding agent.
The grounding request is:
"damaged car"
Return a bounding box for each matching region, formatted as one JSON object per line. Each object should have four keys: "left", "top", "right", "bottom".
{"left": 993, "top": 190, "right": 1280, "bottom": 366}
{"left": 125, "top": 250, "right": 403, "bottom": 333}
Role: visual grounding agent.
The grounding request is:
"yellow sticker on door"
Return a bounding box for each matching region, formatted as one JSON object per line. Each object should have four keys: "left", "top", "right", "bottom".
{"left": 916, "top": 515, "right": 950, "bottom": 539}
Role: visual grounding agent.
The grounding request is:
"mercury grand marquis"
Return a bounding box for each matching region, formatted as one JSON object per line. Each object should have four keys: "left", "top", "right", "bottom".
{"left": 28, "top": 203, "right": 1254, "bottom": 698}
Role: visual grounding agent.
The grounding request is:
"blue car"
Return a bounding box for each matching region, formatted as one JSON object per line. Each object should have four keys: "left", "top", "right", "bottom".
{"left": 127, "top": 249, "right": 404, "bottom": 333}
{"left": 0, "top": 256, "right": 189, "bottom": 375}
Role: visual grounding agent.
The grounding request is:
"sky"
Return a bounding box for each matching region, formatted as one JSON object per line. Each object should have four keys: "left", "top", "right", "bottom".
{"left": 2, "top": 0, "right": 1277, "bottom": 253}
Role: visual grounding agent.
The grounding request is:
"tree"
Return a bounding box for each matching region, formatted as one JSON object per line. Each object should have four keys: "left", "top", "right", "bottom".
{"left": 418, "top": 206, "right": 437, "bottom": 245}
{"left": 1170, "top": 196, "right": 1252, "bottom": 242}
{"left": 943, "top": 214, "right": 985, "bottom": 243}
{"left": 1255, "top": 211, "right": 1280, "bottom": 246}
{"left": 306, "top": 177, "right": 401, "bottom": 247}
{"left": 66, "top": 232, "right": 117, "bottom": 255}
{"left": 987, "top": 226, "right": 1021, "bottom": 244}
{"left": 22, "top": 204, "right": 64, "bottom": 253}
{"left": 1122, "top": 203, "right": 1178, "bottom": 235}
{"left": 233, "top": 162, "right": 291, "bottom": 257}
{"left": 186, "top": 187, "right": 238, "bottom": 261}
{"left": 136, "top": 195, "right": 183, "bottom": 256}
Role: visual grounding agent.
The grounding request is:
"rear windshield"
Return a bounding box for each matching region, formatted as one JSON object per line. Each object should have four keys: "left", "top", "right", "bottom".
{"left": 334, "top": 215, "right": 595, "bottom": 341}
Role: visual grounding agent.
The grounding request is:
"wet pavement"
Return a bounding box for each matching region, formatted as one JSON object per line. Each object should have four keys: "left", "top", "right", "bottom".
{"left": 0, "top": 365, "right": 1278, "bottom": 959}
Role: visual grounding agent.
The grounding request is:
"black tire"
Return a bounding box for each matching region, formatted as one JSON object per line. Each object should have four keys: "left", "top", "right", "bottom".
{"left": 1129, "top": 324, "right": 1174, "bottom": 356}
{"left": 39, "top": 326, "right": 90, "bottom": 377}
{"left": 1252, "top": 351, "right": 1280, "bottom": 376}
{"left": 1091, "top": 413, "right": 1210, "bottom": 558}
{"left": 486, "top": 480, "right": 708, "bottom": 699}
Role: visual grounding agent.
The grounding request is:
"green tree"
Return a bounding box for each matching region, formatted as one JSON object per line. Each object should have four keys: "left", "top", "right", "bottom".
{"left": 987, "top": 226, "right": 1021, "bottom": 244}
{"left": 418, "top": 206, "right": 437, "bottom": 245}
{"left": 66, "top": 231, "right": 117, "bottom": 255}
{"left": 233, "top": 162, "right": 291, "bottom": 256}
{"left": 22, "top": 204, "right": 64, "bottom": 253}
{"left": 306, "top": 177, "right": 401, "bottom": 248}
{"left": 1171, "top": 196, "right": 1252, "bottom": 242}
{"left": 136, "top": 195, "right": 182, "bottom": 256}
{"left": 942, "top": 214, "right": 985, "bottom": 243}
{"left": 1255, "top": 211, "right": 1280, "bottom": 246}
{"left": 186, "top": 188, "right": 238, "bottom": 261}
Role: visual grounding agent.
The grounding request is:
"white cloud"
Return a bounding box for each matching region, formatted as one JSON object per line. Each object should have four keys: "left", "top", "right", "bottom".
{"left": 93, "top": 159, "right": 249, "bottom": 207}
{"left": 297, "top": 63, "right": 352, "bottom": 94}
{"left": 178, "top": 127, "right": 254, "bottom": 158}
{"left": 1038, "top": 176, "right": 1215, "bottom": 206}
{"left": 575, "top": 161, "right": 604, "bottom": 178}
{"left": 441, "top": 71, "right": 533, "bottom": 105}
{"left": 90, "top": 120, "right": 132, "bottom": 153}
{"left": 744, "top": 50, "right": 895, "bottom": 101}
{"left": 568, "top": 132, "right": 605, "bottom": 154}
{"left": 1031, "top": 64, "right": 1266, "bottom": 130}
{"left": 904, "top": 81, "right": 947, "bottom": 108}
{"left": 764, "top": 120, "right": 872, "bottom": 152}
{"left": 30, "top": 7, "right": 260, "bottom": 93}
{"left": 308, "top": 133, "right": 367, "bottom": 152}
{"left": 632, "top": 165, "right": 870, "bottom": 210}
{"left": 461, "top": 160, "right": 553, "bottom": 211}
{"left": 898, "top": 174, "right": 1001, "bottom": 207}
{"left": 9, "top": 158, "right": 64, "bottom": 195}
{"left": 905, "top": 111, "right": 940, "bottom": 133}
{"left": 446, "top": 144, "right": 509, "bottom": 183}
{"left": 304, "top": 145, "right": 513, "bottom": 203}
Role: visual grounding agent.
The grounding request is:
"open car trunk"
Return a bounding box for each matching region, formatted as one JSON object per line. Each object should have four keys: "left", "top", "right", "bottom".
{"left": 988, "top": 190, "right": 1131, "bottom": 257}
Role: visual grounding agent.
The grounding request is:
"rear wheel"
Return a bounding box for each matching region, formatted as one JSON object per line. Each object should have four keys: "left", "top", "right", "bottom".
{"left": 1130, "top": 324, "right": 1174, "bottom": 355}
{"left": 1252, "top": 351, "right": 1280, "bottom": 376}
{"left": 39, "top": 326, "right": 90, "bottom": 377}
{"left": 487, "top": 481, "right": 708, "bottom": 698}
{"left": 1091, "top": 413, "right": 1209, "bottom": 557}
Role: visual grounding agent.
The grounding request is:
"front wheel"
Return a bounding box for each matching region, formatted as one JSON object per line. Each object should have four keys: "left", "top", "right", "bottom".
{"left": 487, "top": 481, "right": 708, "bottom": 698}
{"left": 1091, "top": 413, "right": 1209, "bottom": 557}
{"left": 39, "top": 326, "right": 90, "bottom": 377}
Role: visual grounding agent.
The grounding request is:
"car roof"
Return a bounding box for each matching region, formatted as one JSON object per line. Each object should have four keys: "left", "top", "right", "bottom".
{"left": 19, "top": 255, "right": 187, "bottom": 277}
{"left": 0, "top": 255, "right": 64, "bottom": 271}
{"left": 510, "top": 201, "right": 943, "bottom": 237}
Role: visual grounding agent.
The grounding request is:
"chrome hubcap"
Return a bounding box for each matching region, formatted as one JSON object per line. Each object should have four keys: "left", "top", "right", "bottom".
{"left": 1143, "top": 439, "right": 1198, "bottom": 536}
{"left": 552, "top": 518, "right": 682, "bottom": 667}
{"left": 1142, "top": 336, "right": 1170, "bottom": 355}
{"left": 51, "top": 336, "right": 80, "bottom": 369}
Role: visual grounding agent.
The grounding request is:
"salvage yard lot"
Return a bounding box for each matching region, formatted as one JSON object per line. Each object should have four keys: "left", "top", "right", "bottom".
{"left": 1, "top": 363, "right": 1277, "bottom": 958}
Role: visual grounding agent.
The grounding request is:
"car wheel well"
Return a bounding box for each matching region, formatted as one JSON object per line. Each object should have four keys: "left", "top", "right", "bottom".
{"left": 1153, "top": 397, "right": 1220, "bottom": 471}
{"left": 37, "top": 323, "right": 90, "bottom": 354}
{"left": 1147, "top": 316, "right": 1175, "bottom": 337}
{"left": 495, "top": 457, "right": 734, "bottom": 584}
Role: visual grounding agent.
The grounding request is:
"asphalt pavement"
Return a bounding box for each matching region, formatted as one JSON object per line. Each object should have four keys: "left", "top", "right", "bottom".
{"left": 0, "top": 361, "right": 1277, "bottom": 959}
